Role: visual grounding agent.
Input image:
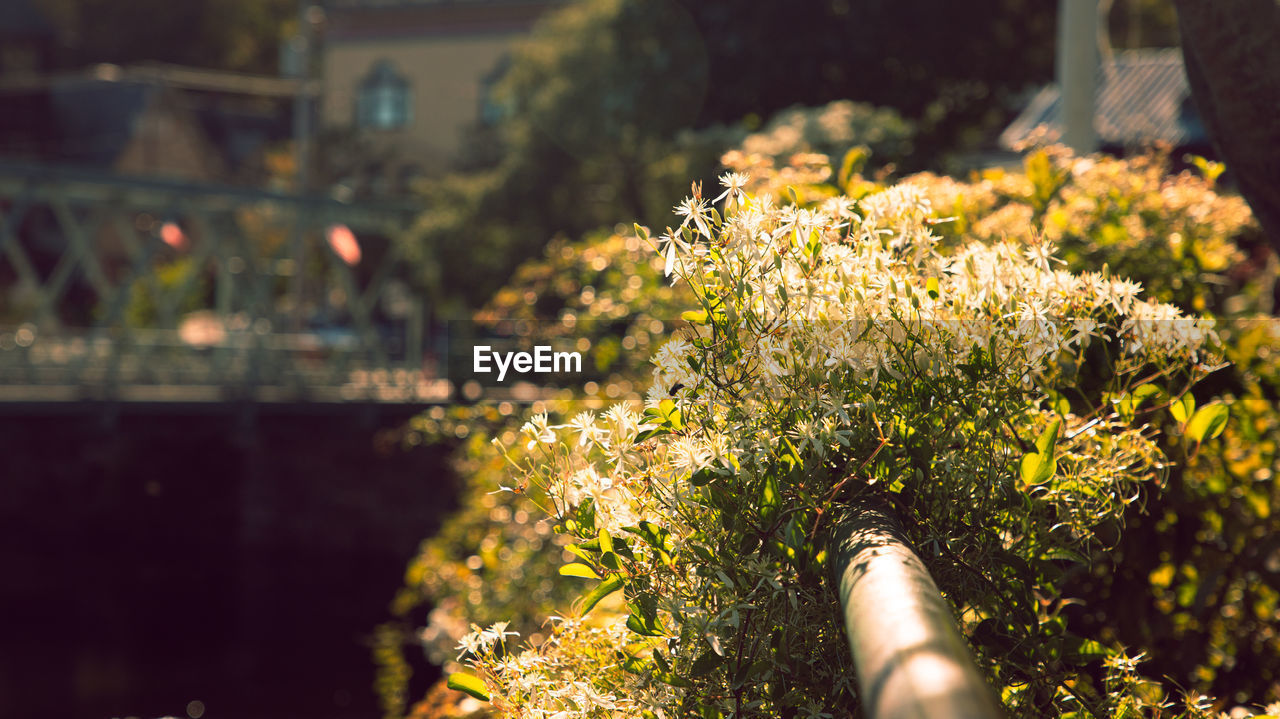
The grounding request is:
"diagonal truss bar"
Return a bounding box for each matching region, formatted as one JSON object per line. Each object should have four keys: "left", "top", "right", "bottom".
{"left": 0, "top": 194, "right": 43, "bottom": 295}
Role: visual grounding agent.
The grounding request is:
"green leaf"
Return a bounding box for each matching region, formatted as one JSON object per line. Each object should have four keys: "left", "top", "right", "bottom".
{"left": 579, "top": 574, "right": 623, "bottom": 615}
{"left": 689, "top": 467, "right": 717, "bottom": 487}
{"left": 1035, "top": 417, "right": 1062, "bottom": 455}
{"left": 1131, "top": 383, "right": 1162, "bottom": 402}
{"left": 689, "top": 650, "right": 725, "bottom": 677}
{"left": 1020, "top": 452, "right": 1056, "bottom": 487}
{"left": 1045, "top": 390, "right": 1071, "bottom": 415}
{"left": 781, "top": 435, "right": 803, "bottom": 466}
{"left": 577, "top": 497, "right": 596, "bottom": 531}
{"left": 634, "top": 427, "right": 669, "bottom": 442}
{"left": 1060, "top": 636, "right": 1110, "bottom": 665}
{"left": 624, "top": 521, "right": 674, "bottom": 554}
{"left": 565, "top": 544, "right": 594, "bottom": 563}
{"left": 656, "top": 399, "right": 684, "bottom": 430}
{"left": 1020, "top": 420, "right": 1061, "bottom": 487}
{"left": 598, "top": 528, "right": 614, "bottom": 555}
{"left": 689, "top": 543, "right": 715, "bottom": 563}
{"left": 1115, "top": 394, "right": 1136, "bottom": 423}
{"left": 626, "top": 608, "right": 665, "bottom": 637}
{"left": 1170, "top": 393, "right": 1195, "bottom": 424}
{"left": 759, "top": 474, "right": 780, "bottom": 523}
{"left": 837, "top": 145, "right": 870, "bottom": 191}
{"left": 559, "top": 563, "right": 600, "bottom": 580}
{"left": 656, "top": 671, "right": 692, "bottom": 688}
{"left": 1185, "top": 403, "right": 1229, "bottom": 443}
{"left": 446, "top": 672, "right": 490, "bottom": 701}
{"left": 681, "top": 309, "right": 709, "bottom": 324}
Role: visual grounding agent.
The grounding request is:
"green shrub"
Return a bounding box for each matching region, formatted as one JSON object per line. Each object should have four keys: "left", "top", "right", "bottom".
{"left": 448, "top": 170, "right": 1222, "bottom": 717}
{"left": 395, "top": 145, "right": 1280, "bottom": 717}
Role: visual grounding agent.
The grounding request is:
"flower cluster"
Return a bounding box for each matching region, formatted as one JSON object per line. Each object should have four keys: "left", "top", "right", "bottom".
{"left": 452, "top": 168, "right": 1221, "bottom": 717}
{"left": 907, "top": 147, "right": 1260, "bottom": 312}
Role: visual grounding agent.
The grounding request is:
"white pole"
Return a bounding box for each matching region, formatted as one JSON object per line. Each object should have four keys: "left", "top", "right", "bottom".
{"left": 1058, "top": 0, "right": 1100, "bottom": 154}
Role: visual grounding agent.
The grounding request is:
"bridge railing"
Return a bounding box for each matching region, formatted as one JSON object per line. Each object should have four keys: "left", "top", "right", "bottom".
{"left": 0, "top": 161, "right": 444, "bottom": 403}
{"left": 832, "top": 501, "right": 1004, "bottom": 719}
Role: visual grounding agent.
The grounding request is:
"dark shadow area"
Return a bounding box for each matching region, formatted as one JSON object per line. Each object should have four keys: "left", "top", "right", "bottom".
{"left": 0, "top": 406, "right": 454, "bottom": 719}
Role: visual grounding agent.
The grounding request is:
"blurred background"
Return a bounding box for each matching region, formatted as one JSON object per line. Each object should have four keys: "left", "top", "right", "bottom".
{"left": 1, "top": 0, "right": 1274, "bottom": 717}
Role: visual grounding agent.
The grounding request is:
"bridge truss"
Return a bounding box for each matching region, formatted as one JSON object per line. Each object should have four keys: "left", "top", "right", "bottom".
{"left": 0, "top": 162, "right": 447, "bottom": 405}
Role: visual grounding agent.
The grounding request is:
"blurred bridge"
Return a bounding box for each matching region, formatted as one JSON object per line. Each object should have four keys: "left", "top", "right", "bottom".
{"left": 0, "top": 161, "right": 450, "bottom": 411}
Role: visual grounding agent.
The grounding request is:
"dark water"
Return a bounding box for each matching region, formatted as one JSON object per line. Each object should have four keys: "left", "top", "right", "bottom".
{"left": 0, "top": 406, "right": 453, "bottom": 719}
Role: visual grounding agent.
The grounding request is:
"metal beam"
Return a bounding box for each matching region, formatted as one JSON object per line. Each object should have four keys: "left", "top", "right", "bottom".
{"left": 0, "top": 161, "right": 417, "bottom": 228}
{"left": 831, "top": 501, "right": 1003, "bottom": 719}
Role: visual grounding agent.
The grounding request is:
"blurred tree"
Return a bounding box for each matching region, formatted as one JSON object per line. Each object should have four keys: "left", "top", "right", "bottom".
{"left": 407, "top": 0, "right": 1059, "bottom": 314}
{"left": 35, "top": 0, "right": 294, "bottom": 74}
{"left": 687, "top": 0, "right": 1057, "bottom": 163}
{"left": 1172, "top": 0, "right": 1280, "bottom": 253}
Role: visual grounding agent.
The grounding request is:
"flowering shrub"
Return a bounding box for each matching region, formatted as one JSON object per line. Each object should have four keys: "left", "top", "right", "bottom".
{"left": 449, "top": 171, "right": 1225, "bottom": 717}
{"left": 735, "top": 100, "right": 914, "bottom": 174}
{"left": 898, "top": 148, "right": 1278, "bottom": 708}
{"left": 907, "top": 147, "right": 1265, "bottom": 313}
{"left": 374, "top": 230, "right": 695, "bottom": 718}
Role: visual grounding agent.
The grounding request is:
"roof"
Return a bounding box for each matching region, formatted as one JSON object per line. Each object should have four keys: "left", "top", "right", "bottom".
{"left": 1000, "top": 48, "right": 1208, "bottom": 151}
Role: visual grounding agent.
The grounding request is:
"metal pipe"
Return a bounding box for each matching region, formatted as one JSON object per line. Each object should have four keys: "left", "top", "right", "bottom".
{"left": 831, "top": 502, "right": 1003, "bottom": 719}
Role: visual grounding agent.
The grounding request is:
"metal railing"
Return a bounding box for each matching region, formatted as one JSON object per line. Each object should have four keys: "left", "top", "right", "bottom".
{"left": 832, "top": 501, "right": 1003, "bottom": 719}
{"left": 0, "top": 161, "right": 438, "bottom": 403}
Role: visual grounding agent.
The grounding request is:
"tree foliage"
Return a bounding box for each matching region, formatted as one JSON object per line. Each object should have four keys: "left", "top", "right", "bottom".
{"left": 35, "top": 0, "right": 294, "bottom": 74}
{"left": 404, "top": 0, "right": 1062, "bottom": 314}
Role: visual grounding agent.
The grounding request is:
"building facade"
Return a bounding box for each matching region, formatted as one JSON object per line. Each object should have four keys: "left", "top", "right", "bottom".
{"left": 321, "top": 0, "right": 566, "bottom": 188}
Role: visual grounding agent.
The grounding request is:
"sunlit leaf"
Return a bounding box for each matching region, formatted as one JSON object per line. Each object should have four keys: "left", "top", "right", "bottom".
{"left": 559, "top": 563, "right": 600, "bottom": 580}
{"left": 579, "top": 574, "right": 623, "bottom": 615}
{"left": 626, "top": 608, "right": 665, "bottom": 636}
{"left": 1060, "top": 636, "right": 1109, "bottom": 665}
{"left": 1185, "top": 403, "right": 1229, "bottom": 443}
{"left": 446, "top": 672, "right": 490, "bottom": 701}
{"left": 681, "top": 309, "right": 709, "bottom": 324}
{"left": 1171, "top": 393, "right": 1196, "bottom": 424}
{"left": 1019, "top": 454, "right": 1054, "bottom": 487}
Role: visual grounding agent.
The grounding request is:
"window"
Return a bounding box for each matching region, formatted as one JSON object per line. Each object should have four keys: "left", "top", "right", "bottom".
{"left": 477, "top": 55, "right": 513, "bottom": 127}
{"left": 356, "top": 60, "right": 410, "bottom": 130}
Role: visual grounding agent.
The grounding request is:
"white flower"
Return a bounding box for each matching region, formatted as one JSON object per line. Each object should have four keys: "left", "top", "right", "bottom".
{"left": 566, "top": 411, "right": 605, "bottom": 448}
{"left": 673, "top": 195, "right": 713, "bottom": 239}
{"left": 713, "top": 171, "right": 750, "bottom": 206}
{"left": 521, "top": 412, "right": 557, "bottom": 450}
{"left": 658, "top": 228, "right": 690, "bottom": 279}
